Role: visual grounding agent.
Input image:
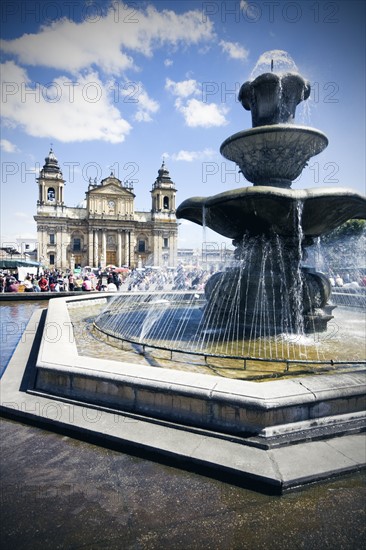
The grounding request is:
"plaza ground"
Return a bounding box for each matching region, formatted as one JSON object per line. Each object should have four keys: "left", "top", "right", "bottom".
{"left": 1, "top": 416, "right": 365, "bottom": 550}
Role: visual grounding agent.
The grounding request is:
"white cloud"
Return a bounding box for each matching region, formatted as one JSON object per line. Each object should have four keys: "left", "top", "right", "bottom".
{"left": 14, "top": 211, "right": 30, "bottom": 218}
{"left": 167, "top": 148, "right": 216, "bottom": 162}
{"left": 1, "top": 61, "right": 132, "bottom": 143}
{"left": 165, "top": 77, "right": 228, "bottom": 127}
{"left": 175, "top": 98, "right": 228, "bottom": 128}
{"left": 133, "top": 86, "right": 160, "bottom": 122}
{"left": 1, "top": 139, "right": 19, "bottom": 153}
{"left": 118, "top": 81, "right": 159, "bottom": 122}
{"left": 0, "top": 2, "right": 214, "bottom": 76}
{"left": 164, "top": 59, "right": 173, "bottom": 67}
{"left": 219, "top": 40, "right": 249, "bottom": 61}
{"left": 165, "top": 78, "right": 199, "bottom": 98}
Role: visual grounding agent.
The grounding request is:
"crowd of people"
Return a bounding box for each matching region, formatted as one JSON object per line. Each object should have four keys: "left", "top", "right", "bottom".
{"left": 1, "top": 265, "right": 365, "bottom": 295}
{"left": 0, "top": 265, "right": 213, "bottom": 294}
{"left": 0, "top": 269, "right": 125, "bottom": 294}
{"left": 329, "top": 272, "right": 366, "bottom": 289}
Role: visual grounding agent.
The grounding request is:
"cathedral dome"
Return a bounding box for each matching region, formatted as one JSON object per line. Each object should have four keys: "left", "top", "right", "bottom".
{"left": 153, "top": 160, "right": 175, "bottom": 189}
{"left": 39, "top": 148, "right": 63, "bottom": 178}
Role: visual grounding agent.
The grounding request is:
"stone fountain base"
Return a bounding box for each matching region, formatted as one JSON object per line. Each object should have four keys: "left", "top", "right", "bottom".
{"left": 204, "top": 262, "right": 334, "bottom": 335}
{"left": 1, "top": 294, "right": 365, "bottom": 493}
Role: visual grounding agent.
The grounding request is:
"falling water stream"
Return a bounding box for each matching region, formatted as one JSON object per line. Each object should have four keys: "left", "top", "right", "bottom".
{"left": 92, "top": 204, "right": 365, "bottom": 378}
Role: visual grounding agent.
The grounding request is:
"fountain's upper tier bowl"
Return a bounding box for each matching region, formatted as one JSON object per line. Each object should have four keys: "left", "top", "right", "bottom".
{"left": 220, "top": 125, "right": 328, "bottom": 188}
{"left": 176, "top": 186, "right": 366, "bottom": 240}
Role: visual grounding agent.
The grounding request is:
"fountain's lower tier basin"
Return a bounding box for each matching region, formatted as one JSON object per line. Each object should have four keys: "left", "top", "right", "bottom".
{"left": 176, "top": 186, "right": 366, "bottom": 240}
{"left": 1, "top": 295, "right": 365, "bottom": 493}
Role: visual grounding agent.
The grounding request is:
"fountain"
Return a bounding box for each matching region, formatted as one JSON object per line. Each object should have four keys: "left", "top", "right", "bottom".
{"left": 176, "top": 50, "right": 366, "bottom": 341}
{"left": 1, "top": 52, "right": 365, "bottom": 492}
{"left": 94, "top": 51, "right": 365, "bottom": 366}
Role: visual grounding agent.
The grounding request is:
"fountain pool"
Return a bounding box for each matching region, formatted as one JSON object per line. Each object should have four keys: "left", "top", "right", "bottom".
{"left": 90, "top": 292, "right": 365, "bottom": 380}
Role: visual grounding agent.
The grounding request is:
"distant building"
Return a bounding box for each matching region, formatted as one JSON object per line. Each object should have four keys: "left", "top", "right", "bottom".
{"left": 34, "top": 149, "right": 178, "bottom": 270}
{"left": 177, "top": 243, "right": 234, "bottom": 269}
{"left": 15, "top": 238, "right": 38, "bottom": 261}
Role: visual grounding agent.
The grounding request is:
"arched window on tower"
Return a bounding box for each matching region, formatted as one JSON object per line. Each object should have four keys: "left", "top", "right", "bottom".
{"left": 163, "top": 196, "right": 169, "bottom": 210}
{"left": 47, "top": 187, "right": 55, "bottom": 201}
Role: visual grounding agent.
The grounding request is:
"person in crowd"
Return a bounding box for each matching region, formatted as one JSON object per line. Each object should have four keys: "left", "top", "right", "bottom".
{"left": 50, "top": 280, "right": 60, "bottom": 292}
{"left": 6, "top": 276, "right": 19, "bottom": 292}
{"left": 106, "top": 276, "right": 117, "bottom": 292}
{"left": 0, "top": 273, "right": 5, "bottom": 293}
{"left": 335, "top": 274, "right": 344, "bottom": 287}
{"left": 74, "top": 276, "right": 83, "bottom": 291}
{"left": 23, "top": 276, "right": 34, "bottom": 292}
{"left": 68, "top": 273, "right": 75, "bottom": 291}
{"left": 96, "top": 276, "right": 103, "bottom": 291}
{"left": 38, "top": 275, "right": 49, "bottom": 292}
{"left": 33, "top": 280, "right": 41, "bottom": 292}
{"left": 63, "top": 275, "right": 69, "bottom": 292}
{"left": 112, "top": 271, "right": 120, "bottom": 290}
{"left": 82, "top": 276, "right": 92, "bottom": 291}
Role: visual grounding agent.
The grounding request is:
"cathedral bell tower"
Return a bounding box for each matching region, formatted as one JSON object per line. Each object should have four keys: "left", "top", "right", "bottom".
{"left": 151, "top": 160, "right": 177, "bottom": 217}
{"left": 37, "top": 148, "right": 65, "bottom": 205}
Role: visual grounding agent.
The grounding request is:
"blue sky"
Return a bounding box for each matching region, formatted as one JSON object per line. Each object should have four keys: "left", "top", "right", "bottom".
{"left": 1, "top": 0, "right": 365, "bottom": 250}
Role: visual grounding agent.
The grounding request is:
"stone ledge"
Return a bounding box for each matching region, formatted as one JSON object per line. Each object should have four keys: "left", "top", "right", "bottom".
{"left": 33, "top": 296, "right": 366, "bottom": 438}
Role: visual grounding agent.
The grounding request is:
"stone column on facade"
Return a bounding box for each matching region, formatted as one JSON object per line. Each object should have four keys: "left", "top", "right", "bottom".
{"left": 121, "top": 231, "right": 126, "bottom": 266}
{"left": 38, "top": 226, "right": 46, "bottom": 266}
{"left": 153, "top": 231, "right": 160, "bottom": 266}
{"left": 101, "top": 230, "right": 107, "bottom": 268}
{"left": 94, "top": 229, "right": 99, "bottom": 267}
{"left": 56, "top": 227, "right": 62, "bottom": 268}
{"left": 61, "top": 227, "right": 67, "bottom": 270}
{"left": 128, "top": 231, "right": 134, "bottom": 267}
{"left": 117, "top": 231, "right": 122, "bottom": 266}
{"left": 125, "top": 231, "right": 130, "bottom": 266}
{"left": 170, "top": 231, "right": 177, "bottom": 267}
{"left": 88, "top": 230, "right": 94, "bottom": 266}
{"left": 42, "top": 228, "right": 47, "bottom": 265}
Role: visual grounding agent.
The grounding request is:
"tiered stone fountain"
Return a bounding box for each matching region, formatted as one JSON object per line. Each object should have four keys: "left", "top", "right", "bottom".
{"left": 177, "top": 56, "right": 366, "bottom": 337}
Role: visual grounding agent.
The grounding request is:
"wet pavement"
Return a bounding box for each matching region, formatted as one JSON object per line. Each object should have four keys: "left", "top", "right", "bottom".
{"left": 1, "top": 416, "right": 365, "bottom": 550}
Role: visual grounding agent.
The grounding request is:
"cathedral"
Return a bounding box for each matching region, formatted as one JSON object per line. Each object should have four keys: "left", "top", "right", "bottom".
{"left": 34, "top": 149, "right": 178, "bottom": 270}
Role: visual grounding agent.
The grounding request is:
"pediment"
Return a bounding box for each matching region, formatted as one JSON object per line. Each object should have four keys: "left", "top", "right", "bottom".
{"left": 88, "top": 183, "right": 135, "bottom": 198}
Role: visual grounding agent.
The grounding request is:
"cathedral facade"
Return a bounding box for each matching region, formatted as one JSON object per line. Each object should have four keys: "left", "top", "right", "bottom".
{"left": 34, "top": 149, "right": 178, "bottom": 270}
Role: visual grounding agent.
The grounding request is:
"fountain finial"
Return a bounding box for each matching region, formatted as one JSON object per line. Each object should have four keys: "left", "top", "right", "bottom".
{"left": 238, "top": 72, "right": 311, "bottom": 127}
